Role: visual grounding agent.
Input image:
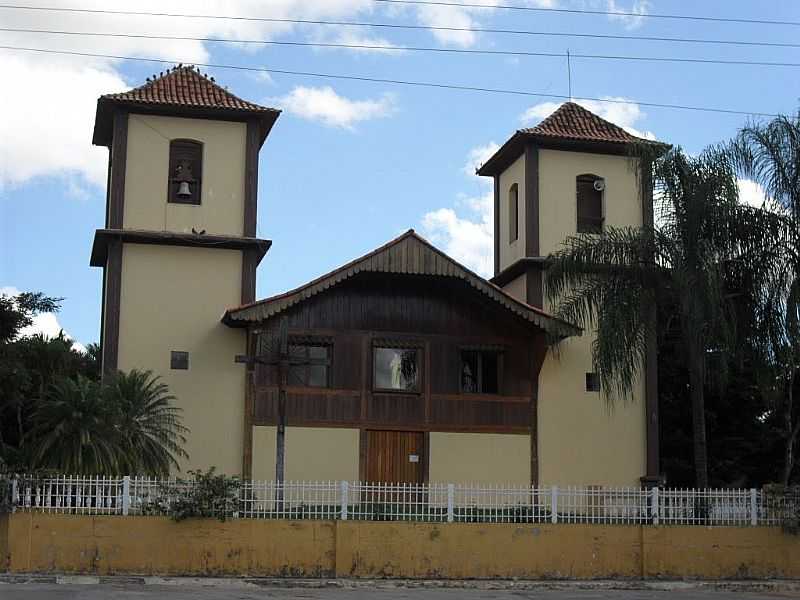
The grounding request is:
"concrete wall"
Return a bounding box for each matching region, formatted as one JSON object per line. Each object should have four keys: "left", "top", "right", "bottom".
{"left": 3, "top": 513, "right": 800, "bottom": 579}
{"left": 123, "top": 114, "right": 246, "bottom": 236}
{"left": 503, "top": 273, "right": 526, "bottom": 303}
{"left": 536, "top": 149, "right": 646, "bottom": 486}
{"left": 429, "top": 432, "right": 529, "bottom": 485}
{"left": 498, "top": 153, "right": 526, "bottom": 271}
{"left": 251, "top": 426, "right": 278, "bottom": 481}
{"left": 117, "top": 243, "right": 246, "bottom": 476}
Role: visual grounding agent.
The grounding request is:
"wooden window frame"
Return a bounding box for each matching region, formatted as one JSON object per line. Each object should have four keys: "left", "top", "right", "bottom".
{"left": 372, "top": 343, "right": 422, "bottom": 394}
{"left": 508, "top": 183, "right": 519, "bottom": 243}
{"left": 167, "top": 138, "right": 203, "bottom": 205}
{"left": 459, "top": 348, "right": 504, "bottom": 395}
{"left": 576, "top": 174, "right": 604, "bottom": 234}
{"left": 287, "top": 339, "right": 332, "bottom": 389}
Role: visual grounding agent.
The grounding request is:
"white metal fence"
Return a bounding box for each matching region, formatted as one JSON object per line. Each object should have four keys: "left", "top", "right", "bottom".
{"left": 4, "top": 475, "right": 797, "bottom": 527}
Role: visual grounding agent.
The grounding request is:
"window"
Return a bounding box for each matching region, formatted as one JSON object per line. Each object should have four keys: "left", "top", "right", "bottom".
{"left": 288, "top": 343, "right": 330, "bottom": 387}
{"left": 577, "top": 174, "right": 604, "bottom": 234}
{"left": 508, "top": 183, "right": 519, "bottom": 242}
{"left": 460, "top": 350, "right": 500, "bottom": 394}
{"left": 170, "top": 351, "right": 189, "bottom": 370}
{"left": 585, "top": 372, "right": 601, "bottom": 392}
{"left": 374, "top": 347, "right": 419, "bottom": 391}
{"left": 168, "top": 139, "right": 203, "bottom": 205}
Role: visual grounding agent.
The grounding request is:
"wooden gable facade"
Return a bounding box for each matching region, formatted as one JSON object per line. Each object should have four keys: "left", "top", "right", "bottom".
{"left": 225, "top": 230, "right": 579, "bottom": 483}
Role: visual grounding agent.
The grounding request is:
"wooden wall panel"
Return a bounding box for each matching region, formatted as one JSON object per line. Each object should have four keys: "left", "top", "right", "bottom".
{"left": 367, "top": 394, "right": 425, "bottom": 427}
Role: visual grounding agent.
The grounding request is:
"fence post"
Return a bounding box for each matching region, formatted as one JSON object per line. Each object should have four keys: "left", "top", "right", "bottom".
{"left": 10, "top": 477, "right": 18, "bottom": 513}
{"left": 651, "top": 487, "right": 659, "bottom": 526}
{"left": 121, "top": 476, "right": 130, "bottom": 516}
{"left": 551, "top": 486, "right": 558, "bottom": 524}
{"left": 340, "top": 481, "right": 349, "bottom": 521}
{"left": 446, "top": 484, "right": 455, "bottom": 523}
{"left": 750, "top": 488, "right": 758, "bottom": 526}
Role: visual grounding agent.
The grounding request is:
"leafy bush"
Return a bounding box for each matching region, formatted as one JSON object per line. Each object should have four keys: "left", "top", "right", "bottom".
{"left": 142, "top": 468, "right": 241, "bottom": 522}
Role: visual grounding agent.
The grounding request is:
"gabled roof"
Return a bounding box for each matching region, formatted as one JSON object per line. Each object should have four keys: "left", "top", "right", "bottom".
{"left": 223, "top": 230, "right": 580, "bottom": 339}
{"left": 477, "top": 102, "right": 667, "bottom": 177}
{"left": 522, "top": 102, "right": 654, "bottom": 145}
{"left": 93, "top": 65, "right": 280, "bottom": 146}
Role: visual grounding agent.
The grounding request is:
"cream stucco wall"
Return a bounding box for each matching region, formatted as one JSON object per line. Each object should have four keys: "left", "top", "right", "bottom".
{"left": 250, "top": 427, "right": 359, "bottom": 482}
{"left": 123, "top": 114, "right": 246, "bottom": 236}
{"left": 503, "top": 273, "right": 526, "bottom": 303}
{"left": 285, "top": 427, "right": 360, "bottom": 482}
{"left": 429, "top": 432, "right": 530, "bottom": 484}
{"left": 117, "top": 243, "right": 246, "bottom": 476}
{"left": 536, "top": 149, "right": 646, "bottom": 486}
{"left": 498, "top": 153, "right": 526, "bottom": 270}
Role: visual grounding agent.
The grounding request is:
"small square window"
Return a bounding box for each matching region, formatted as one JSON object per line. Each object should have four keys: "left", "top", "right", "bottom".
{"left": 288, "top": 343, "right": 331, "bottom": 388}
{"left": 171, "top": 351, "right": 189, "bottom": 370}
{"left": 374, "top": 347, "right": 419, "bottom": 391}
{"left": 461, "top": 350, "right": 500, "bottom": 394}
{"left": 585, "top": 372, "right": 600, "bottom": 392}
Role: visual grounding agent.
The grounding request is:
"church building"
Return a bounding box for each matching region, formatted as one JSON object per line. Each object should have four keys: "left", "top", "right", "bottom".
{"left": 90, "top": 66, "right": 661, "bottom": 487}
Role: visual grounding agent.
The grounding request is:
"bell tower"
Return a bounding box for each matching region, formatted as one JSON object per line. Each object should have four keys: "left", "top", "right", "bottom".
{"left": 90, "top": 66, "right": 280, "bottom": 475}
{"left": 477, "top": 102, "right": 662, "bottom": 487}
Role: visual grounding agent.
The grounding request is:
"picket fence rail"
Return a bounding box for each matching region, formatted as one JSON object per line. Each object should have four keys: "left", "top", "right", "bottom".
{"left": 3, "top": 475, "right": 797, "bottom": 527}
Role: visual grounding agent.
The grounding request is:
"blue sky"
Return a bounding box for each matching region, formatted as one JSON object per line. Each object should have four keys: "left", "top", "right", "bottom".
{"left": 1, "top": 0, "right": 798, "bottom": 348}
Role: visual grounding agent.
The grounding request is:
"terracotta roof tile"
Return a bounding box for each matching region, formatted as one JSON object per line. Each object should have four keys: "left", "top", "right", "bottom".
{"left": 521, "top": 101, "right": 656, "bottom": 145}
{"left": 101, "top": 65, "right": 276, "bottom": 114}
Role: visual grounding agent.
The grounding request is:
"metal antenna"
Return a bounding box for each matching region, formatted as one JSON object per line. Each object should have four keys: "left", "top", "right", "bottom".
{"left": 567, "top": 49, "right": 573, "bottom": 100}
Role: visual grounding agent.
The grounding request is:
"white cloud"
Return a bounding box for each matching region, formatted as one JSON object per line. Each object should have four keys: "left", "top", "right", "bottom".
{"left": 0, "top": 286, "right": 85, "bottom": 352}
{"left": 420, "top": 142, "right": 499, "bottom": 277}
{"left": 737, "top": 179, "right": 770, "bottom": 209}
{"left": 0, "top": 0, "right": 388, "bottom": 191}
{"left": 411, "top": 0, "right": 558, "bottom": 48}
{"left": 521, "top": 97, "right": 657, "bottom": 140}
{"left": 270, "top": 86, "right": 396, "bottom": 129}
{"left": 606, "top": 0, "right": 651, "bottom": 30}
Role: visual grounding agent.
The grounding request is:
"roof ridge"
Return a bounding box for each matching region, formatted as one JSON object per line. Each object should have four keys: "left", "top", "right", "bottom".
{"left": 100, "top": 64, "right": 277, "bottom": 114}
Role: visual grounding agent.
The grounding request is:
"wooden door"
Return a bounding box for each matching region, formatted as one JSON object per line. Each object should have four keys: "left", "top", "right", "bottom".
{"left": 365, "top": 430, "right": 424, "bottom": 483}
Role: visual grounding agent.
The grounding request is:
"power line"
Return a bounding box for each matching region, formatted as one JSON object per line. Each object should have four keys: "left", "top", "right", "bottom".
{"left": 0, "top": 44, "right": 780, "bottom": 118}
{"left": 371, "top": 0, "right": 800, "bottom": 27}
{"left": 1, "top": 4, "right": 800, "bottom": 50}
{"left": 3, "top": 27, "right": 800, "bottom": 69}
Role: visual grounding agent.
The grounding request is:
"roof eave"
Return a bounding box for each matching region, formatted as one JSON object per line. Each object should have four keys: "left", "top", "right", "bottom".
{"left": 92, "top": 97, "right": 281, "bottom": 147}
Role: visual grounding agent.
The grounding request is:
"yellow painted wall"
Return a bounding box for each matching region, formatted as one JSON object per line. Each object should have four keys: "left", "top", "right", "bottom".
{"left": 536, "top": 149, "right": 646, "bottom": 486}
{"left": 429, "top": 432, "right": 529, "bottom": 485}
{"left": 250, "top": 426, "right": 361, "bottom": 482}
{"left": 117, "top": 243, "right": 246, "bottom": 476}
{"left": 498, "top": 153, "right": 526, "bottom": 270}
{"left": 252, "top": 426, "right": 278, "bottom": 481}
{"left": 285, "top": 427, "right": 360, "bottom": 482}
{"left": 5, "top": 513, "right": 800, "bottom": 579}
{"left": 123, "top": 114, "right": 246, "bottom": 236}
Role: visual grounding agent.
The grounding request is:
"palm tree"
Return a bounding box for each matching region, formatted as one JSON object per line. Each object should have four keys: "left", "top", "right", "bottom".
{"left": 545, "top": 147, "right": 782, "bottom": 487}
{"left": 730, "top": 113, "right": 800, "bottom": 485}
{"left": 28, "top": 376, "right": 121, "bottom": 474}
{"left": 103, "top": 369, "right": 188, "bottom": 476}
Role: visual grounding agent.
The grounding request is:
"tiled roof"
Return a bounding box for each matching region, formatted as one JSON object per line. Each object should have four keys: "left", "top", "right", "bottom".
{"left": 100, "top": 65, "right": 276, "bottom": 114}
{"left": 521, "top": 102, "right": 654, "bottom": 145}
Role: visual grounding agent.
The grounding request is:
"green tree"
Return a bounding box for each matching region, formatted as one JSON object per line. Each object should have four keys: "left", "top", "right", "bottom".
{"left": 730, "top": 112, "right": 800, "bottom": 485}
{"left": 27, "top": 376, "right": 120, "bottom": 474}
{"left": 104, "top": 369, "right": 188, "bottom": 476}
{"left": 545, "top": 147, "right": 782, "bottom": 487}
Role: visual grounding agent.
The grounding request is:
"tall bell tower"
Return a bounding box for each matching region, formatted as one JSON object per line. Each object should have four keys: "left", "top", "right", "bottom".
{"left": 90, "top": 66, "right": 280, "bottom": 475}
{"left": 477, "top": 102, "right": 662, "bottom": 487}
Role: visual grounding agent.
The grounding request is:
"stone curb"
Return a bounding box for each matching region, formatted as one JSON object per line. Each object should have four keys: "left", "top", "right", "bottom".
{"left": 1, "top": 575, "right": 800, "bottom": 592}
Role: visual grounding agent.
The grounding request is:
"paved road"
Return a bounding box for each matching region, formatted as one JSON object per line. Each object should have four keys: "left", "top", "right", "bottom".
{"left": 0, "top": 584, "right": 798, "bottom": 599}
